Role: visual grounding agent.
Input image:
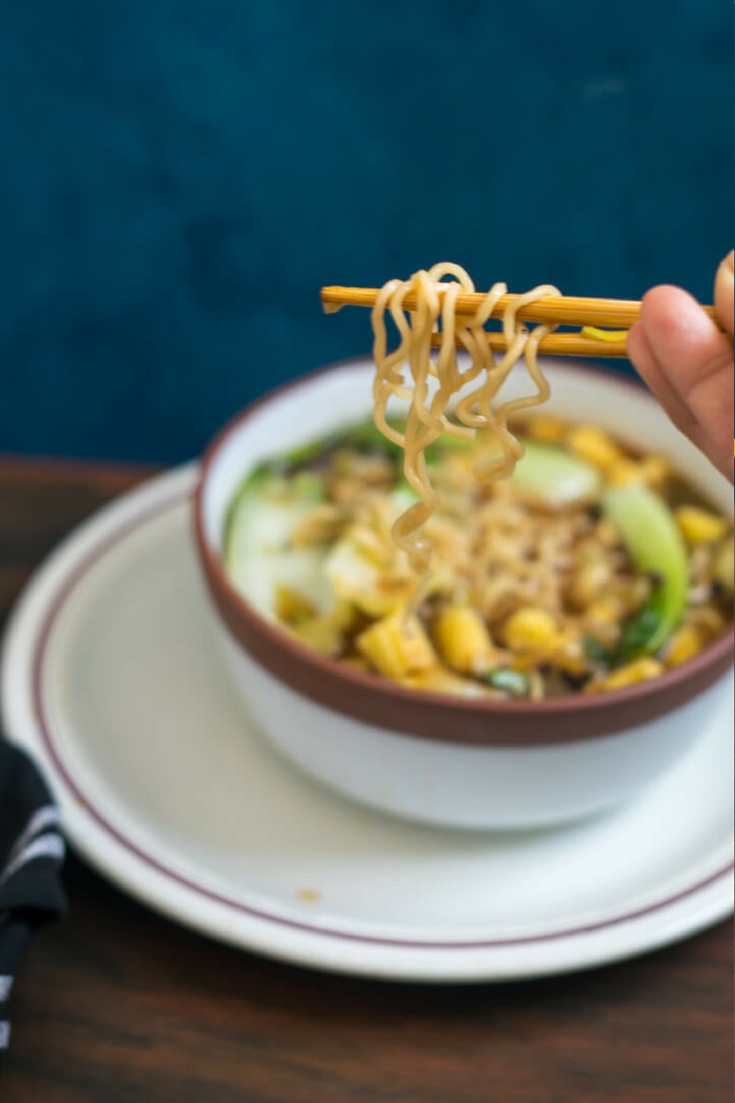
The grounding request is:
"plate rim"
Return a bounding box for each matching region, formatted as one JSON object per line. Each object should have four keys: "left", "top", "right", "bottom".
{"left": 2, "top": 463, "right": 732, "bottom": 981}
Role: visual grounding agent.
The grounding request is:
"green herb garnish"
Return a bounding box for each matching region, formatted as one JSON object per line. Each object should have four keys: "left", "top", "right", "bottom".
{"left": 482, "top": 668, "right": 532, "bottom": 697}
{"left": 582, "top": 636, "right": 610, "bottom": 665}
{"left": 616, "top": 602, "right": 666, "bottom": 662}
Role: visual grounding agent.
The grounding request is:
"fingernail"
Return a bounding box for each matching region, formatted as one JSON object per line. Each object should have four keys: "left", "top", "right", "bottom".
{"left": 715, "top": 252, "right": 734, "bottom": 337}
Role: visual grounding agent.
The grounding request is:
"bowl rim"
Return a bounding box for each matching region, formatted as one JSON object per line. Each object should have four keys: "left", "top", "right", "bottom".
{"left": 193, "top": 356, "right": 734, "bottom": 747}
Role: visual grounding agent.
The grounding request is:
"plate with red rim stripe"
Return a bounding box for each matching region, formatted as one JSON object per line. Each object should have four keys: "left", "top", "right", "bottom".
{"left": 1, "top": 464, "right": 732, "bottom": 981}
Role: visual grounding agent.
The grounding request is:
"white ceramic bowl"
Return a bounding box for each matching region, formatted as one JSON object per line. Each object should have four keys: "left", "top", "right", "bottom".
{"left": 195, "top": 358, "right": 734, "bottom": 830}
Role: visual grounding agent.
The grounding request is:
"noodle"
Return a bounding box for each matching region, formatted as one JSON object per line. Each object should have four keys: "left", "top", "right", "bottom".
{"left": 370, "top": 264, "right": 561, "bottom": 599}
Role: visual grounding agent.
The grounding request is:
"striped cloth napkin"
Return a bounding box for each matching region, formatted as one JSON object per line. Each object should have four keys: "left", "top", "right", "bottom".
{"left": 0, "top": 740, "right": 66, "bottom": 1068}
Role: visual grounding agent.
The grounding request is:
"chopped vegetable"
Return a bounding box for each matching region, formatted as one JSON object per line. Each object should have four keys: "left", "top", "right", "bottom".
{"left": 482, "top": 668, "right": 532, "bottom": 697}
{"left": 275, "top": 585, "right": 317, "bottom": 625}
{"left": 606, "top": 455, "right": 673, "bottom": 490}
{"left": 525, "top": 416, "right": 567, "bottom": 444}
{"left": 400, "top": 667, "right": 492, "bottom": 698}
{"left": 675, "top": 506, "right": 730, "bottom": 545}
{"left": 224, "top": 468, "right": 332, "bottom": 618}
{"left": 606, "top": 459, "right": 647, "bottom": 488}
{"left": 424, "top": 431, "right": 478, "bottom": 466}
{"left": 582, "top": 635, "right": 610, "bottom": 665}
{"left": 433, "top": 606, "right": 496, "bottom": 674}
{"left": 503, "top": 607, "right": 562, "bottom": 651}
{"left": 292, "top": 615, "right": 345, "bottom": 657}
{"left": 616, "top": 602, "right": 665, "bottom": 662}
{"left": 357, "top": 613, "right": 436, "bottom": 678}
{"left": 664, "top": 625, "right": 706, "bottom": 668}
{"left": 588, "top": 657, "right": 664, "bottom": 692}
{"left": 602, "top": 485, "right": 689, "bottom": 655}
{"left": 511, "top": 442, "right": 602, "bottom": 507}
{"left": 566, "top": 426, "right": 623, "bottom": 472}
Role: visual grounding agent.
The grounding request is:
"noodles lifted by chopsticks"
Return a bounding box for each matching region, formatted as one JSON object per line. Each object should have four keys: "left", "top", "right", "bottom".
{"left": 370, "top": 263, "right": 561, "bottom": 589}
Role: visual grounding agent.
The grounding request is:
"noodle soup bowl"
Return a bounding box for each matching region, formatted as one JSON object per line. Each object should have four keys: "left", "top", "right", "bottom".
{"left": 195, "top": 357, "right": 733, "bottom": 830}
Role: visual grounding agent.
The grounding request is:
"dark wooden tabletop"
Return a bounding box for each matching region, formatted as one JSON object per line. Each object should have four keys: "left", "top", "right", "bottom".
{"left": 0, "top": 456, "right": 732, "bottom": 1103}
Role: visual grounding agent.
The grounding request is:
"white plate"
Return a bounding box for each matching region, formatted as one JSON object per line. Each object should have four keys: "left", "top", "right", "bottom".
{"left": 1, "top": 466, "right": 732, "bottom": 982}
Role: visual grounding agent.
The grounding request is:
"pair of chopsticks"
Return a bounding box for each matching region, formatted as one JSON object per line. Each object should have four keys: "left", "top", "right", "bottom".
{"left": 320, "top": 286, "right": 723, "bottom": 359}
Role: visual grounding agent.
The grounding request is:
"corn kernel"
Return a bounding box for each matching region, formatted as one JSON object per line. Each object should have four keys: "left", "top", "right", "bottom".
{"left": 641, "top": 455, "right": 672, "bottom": 488}
{"left": 293, "top": 617, "right": 345, "bottom": 657}
{"left": 526, "top": 416, "right": 567, "bottom": 444}
{"left": 554, "top": 638, "right": 588, "bottom": 677}
{"left": 400, "top": 667, "right": 490, "bottom": 698}
{"left": 433, "top": 606, "right": 496, "bottom": 674}
{"left": 566, "top": 426, "right": 623, "bottom": 472}
{"left": 502, "top": 608, "right": 561, "bottom": 651}
{"left": 357, "top": 613, "right": 436, "bottom": 679}
{"left": 594, "top": 657, "right": 664, "bottom": 691}
{"left": 664, "top": 625, "right": 705, "bottom": 668}
{"left": 606, "top": 459, "right": 646, "bottom": 488}
{"left": 275, "top": 585, "right": 317, "bottom": 625}
{"left": 675, "top": 506, "right": 730, "bottom": 544}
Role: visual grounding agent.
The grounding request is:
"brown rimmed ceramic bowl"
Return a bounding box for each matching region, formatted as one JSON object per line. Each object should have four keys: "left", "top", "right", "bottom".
{"left": 194, "top": 357, "right": 734, "bottom": 829}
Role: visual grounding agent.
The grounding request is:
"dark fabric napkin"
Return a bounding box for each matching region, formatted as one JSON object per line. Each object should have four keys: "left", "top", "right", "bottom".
{"left": 0, "top": 740, "right": 66, "bottom": 1069}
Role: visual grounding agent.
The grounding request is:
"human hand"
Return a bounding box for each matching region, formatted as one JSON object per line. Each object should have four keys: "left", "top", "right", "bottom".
{"left": 627, "top": 251, "right": 734, "bottom": 482}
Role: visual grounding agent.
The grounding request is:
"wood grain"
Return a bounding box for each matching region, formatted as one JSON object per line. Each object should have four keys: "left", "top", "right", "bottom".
{"left": 0, "top": 457, "right": 732, "bottom": 1103}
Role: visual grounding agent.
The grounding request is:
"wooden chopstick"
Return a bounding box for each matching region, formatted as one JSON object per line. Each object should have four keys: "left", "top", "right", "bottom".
{"left": 429, "top": 330, "right": 628, "bottom": 358}
{"left": 321, "top": 285, "right": 721, "bottom": 331}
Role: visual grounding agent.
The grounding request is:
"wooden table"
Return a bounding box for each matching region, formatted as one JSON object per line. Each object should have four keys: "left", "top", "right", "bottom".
{"left": 0, "top": 457, "right": 732, "bottom": 1103}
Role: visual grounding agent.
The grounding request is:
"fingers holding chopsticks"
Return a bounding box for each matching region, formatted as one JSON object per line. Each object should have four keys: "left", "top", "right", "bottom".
{"left": 627, "top": 253, "right": 734, "bottom": 483}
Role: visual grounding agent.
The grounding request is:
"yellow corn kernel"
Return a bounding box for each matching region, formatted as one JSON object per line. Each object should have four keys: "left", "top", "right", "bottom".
{"left": 566, "top": 426, "right": 623, "bottom": 472}
{"left": 433, "top": 606, "right": 495, "bottom": 675}
{"left": 526, "top": 416, "right": 568, "bottom": 444}
{"left": 554, "top": 638, "right": 588, "bottom": 677}
{"left": 607, "top": 454, "right": 671, "bottom": 489}
{"left": 357, "top": 613, "right": 436, "bottom": 679}
{"left": 664, "top": 625, "right": 705, "bottom": 668}
{"left": 399, "top": 667, "right": 490, "bottom": 698}
{"left": 275, "top": 585, "right": 317, "bottom": 625}
{"left": 293, "top": 616, "right": 345, "bottom": 657}
{"left": 641, "top": 455, "right": 672, "bottom": 488}
{"left": 502, "top": 608, "right": 561, "bottom": 652}
{"left": 675, "top": 506, "right": 729, "bottom": 544}
{"left": 594, "top": 657, "right": 664, "bottom": 691}
{"left": 606, "top": 459, "right": 646, "bottom": 488}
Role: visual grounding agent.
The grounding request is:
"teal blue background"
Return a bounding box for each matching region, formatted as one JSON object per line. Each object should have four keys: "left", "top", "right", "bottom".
{"left": 0, "top": 1, "right": 732, "bottom": 462}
